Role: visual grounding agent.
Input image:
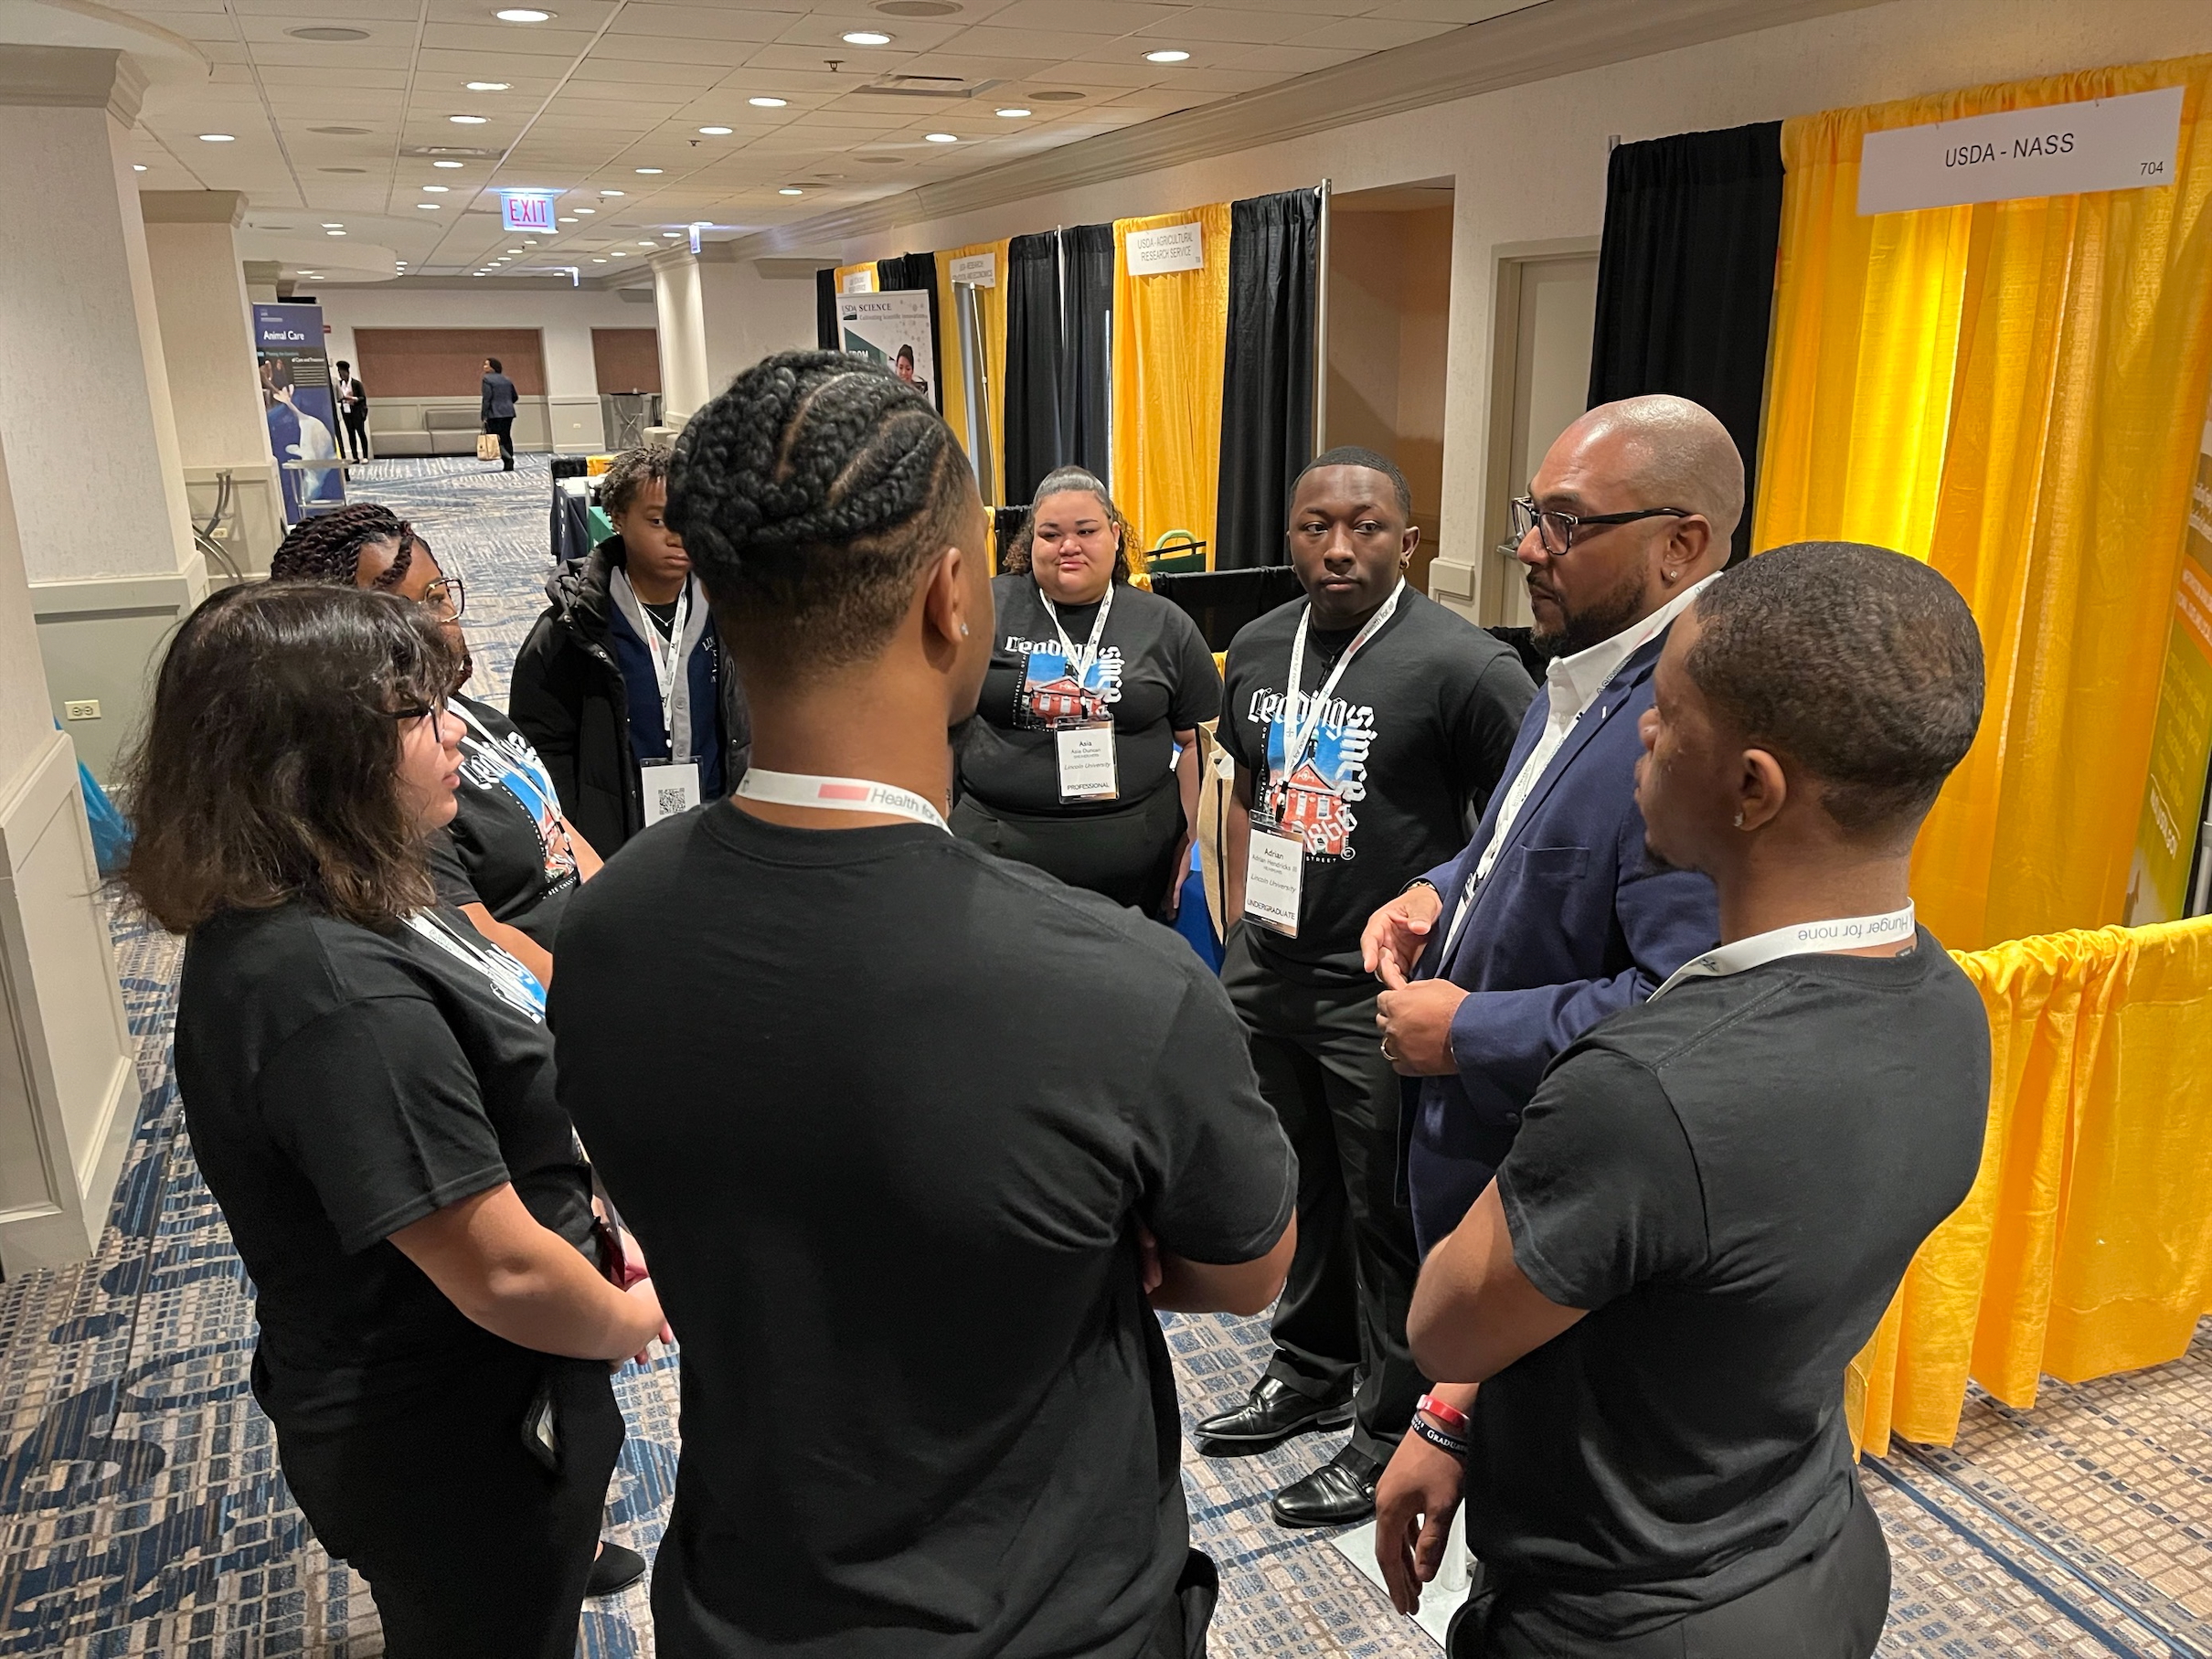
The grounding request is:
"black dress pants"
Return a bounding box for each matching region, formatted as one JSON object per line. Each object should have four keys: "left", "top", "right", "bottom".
{"left": 488, "top": 415, "right": 516, "bottom": 469}
{"left": 342, "top": 409, "right": 370, "bottom": 462}
{"left": 1449, "top": 1480, "right": 1891, "bottom": 1659}
{"left": 1219, "top": 925, "right": 1425, "bottom": 1463}
{"left": 272, "top": 1354, "right": 625, "bottom": 1659}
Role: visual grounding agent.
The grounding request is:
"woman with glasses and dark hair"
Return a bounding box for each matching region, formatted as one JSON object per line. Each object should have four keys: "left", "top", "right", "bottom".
{"left": 119, "top": 581, "right": 665, "bottom": 1657}
{"left": 952, "top": 464, "right": 1220, "bottom": 915}
{"left": 271, "top": 505, "right": 600, "bottom": 987}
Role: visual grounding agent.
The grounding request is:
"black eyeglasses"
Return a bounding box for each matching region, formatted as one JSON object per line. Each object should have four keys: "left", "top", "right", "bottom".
{"left": 418, "top": 577, "right": 466, "bottom": 622}
{"left": 1510, "top": 496, "right": 1691, "bottom": 557}
{"left": 389, "top": 694, "right": 451, "bottom": 731}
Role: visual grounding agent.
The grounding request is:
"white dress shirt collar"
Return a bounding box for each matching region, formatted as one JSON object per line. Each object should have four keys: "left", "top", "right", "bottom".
{"left": 1541, "top": 571, "right": 1720, "bottom": 722}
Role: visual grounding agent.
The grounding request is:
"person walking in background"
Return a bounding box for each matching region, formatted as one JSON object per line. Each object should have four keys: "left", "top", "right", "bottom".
{"left": 121, "top": 582, "right": 665, "bottom": 1657}
{"left": 954, "top": 465, "right": 1219, "bottom": 915}
{"left": 335, "top": 359, "right": 370, "bottom": 463}
{"left": 510, "top": 447, "right": 750, "bottom": 855}
{"left": 270, "top": 505, "right": 602, "bottom": 987}
{"left": 1200, "top": 447, "right": 1535, "bottom": 1530}
{"left": 553, "top": 352, "right": 1297, "bottom": 1658}
{"left": 1384, "top": 543, "right": 1990, "bottom": 1657}
{"left": 482, "top": 356, "right": 518, "bottom": 472}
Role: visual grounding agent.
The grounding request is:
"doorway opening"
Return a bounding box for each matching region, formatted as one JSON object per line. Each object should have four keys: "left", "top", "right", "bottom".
{"left": 1482, "top": 242, "right": 1599, "bottom": 625}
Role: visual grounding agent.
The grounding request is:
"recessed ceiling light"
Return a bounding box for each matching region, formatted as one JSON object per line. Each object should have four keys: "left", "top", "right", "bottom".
{"left": 133, "top": 164, "right": 148, "bottom": 172}
{"left": 1029, "top": 89, "right": 1084, "bottom": 101}
{"left": 289, "top": 26, "right": 369, "bottom": 40}
{"left": 558, "top": 215, "right": 577, "bottom": 222}
{"left": 779, "top": 186, "right": 804, "bottom": 196}
{"left": 495, "top": 7, "right": 554, "bottom": 19}
{"left": 600, "top": 188, "right": 623, "bottom": 197}
{"left": 451, "top": 114, "right": 488, "bottom": 124}
{"left": 199, "top": 133, "right": 236, "bottom": 143}
{"left": 749, "top": 96, "right": 787, "bottom": 108}
{"left": 434, "top": 160, "right": 465, "bottom": 169}
{"left": 321, "top": 166, "right": 367, "bottom": 174}
{"left": 925, "top": 132, "right": 957, "bottom": 143}
{"left": 995, "top": 107, "right": 1030, "bottom": 118}
{"left": 322, "top": 222, "right": 344, "bottom": 228}
{"left": 698, "top": 125, "right": 732, "bottom": 135}
{"left": 1144, "top": 48, "right": 1190, "bottom": 62}
{"left": 507, "top": 247, "right": 523, "bottom": 252}
{"left": 876, "top": 0, "right": 960, "bottom": 15}
{"left": 417, "top": 202, "right": 441, "bottom": 208}
{"left": 611, "top": 250, "right": 628, "bottom": 256}
{"left": 637, "top": 239, "right": 655, "bottom": 245}
{"left": 422, "top": 184, "right": 450, "bottom": 193}
{"left": 842, "top": 30, "right": 892, "bottom": 45}
{"left": 635, "top": 167, "right": 663, "bottom": 175}
{"left": 466, "top": 80, "right": 510, "bottom": 91}
{"left": 326, "top": 229, "right": 346, "bottom": 236}
{"left": 591, "top": 257, "right": 607, "bottom": 262}
{"left": 574, "top": 207, "right": 595, "bottom": 214}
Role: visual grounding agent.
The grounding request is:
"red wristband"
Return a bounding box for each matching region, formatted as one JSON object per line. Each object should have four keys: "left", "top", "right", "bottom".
{"left": 1417, "top": 1392, "right": 1471, "bottom": 1433}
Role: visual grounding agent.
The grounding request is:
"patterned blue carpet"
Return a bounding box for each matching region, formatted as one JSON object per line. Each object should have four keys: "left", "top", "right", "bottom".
{"left": 5, "top": 454, "right": 2209, "bottom": 1654}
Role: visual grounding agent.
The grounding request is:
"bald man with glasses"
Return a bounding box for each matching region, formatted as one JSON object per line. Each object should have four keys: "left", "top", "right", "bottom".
{"left": 1366, "top": 393, "right": 1730, "bottom": 1251}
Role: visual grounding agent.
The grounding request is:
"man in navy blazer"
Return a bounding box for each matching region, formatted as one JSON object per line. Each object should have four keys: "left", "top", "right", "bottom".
{"left": 1366, "top": 395, "right": 1733, "bottom": 1257}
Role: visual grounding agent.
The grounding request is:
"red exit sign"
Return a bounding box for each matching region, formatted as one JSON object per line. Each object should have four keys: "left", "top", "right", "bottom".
{"left": 500, "top": 192, "right": 558, "bottom": 234}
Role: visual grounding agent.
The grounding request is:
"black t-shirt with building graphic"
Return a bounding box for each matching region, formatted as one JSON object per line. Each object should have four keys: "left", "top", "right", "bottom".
{"left": 1218, "top": 590, "right": 1534, "bottom": 984}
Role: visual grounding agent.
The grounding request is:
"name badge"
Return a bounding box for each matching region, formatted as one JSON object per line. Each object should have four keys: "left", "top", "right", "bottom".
{"left": 1244, "top": 824, "right": 1304, "bottom": 936}
{"left": 641, "top": 760, "right": 701, "bottom": 825}
{"left": 1054, "top": 721, "right": 1119, "bottom": 802}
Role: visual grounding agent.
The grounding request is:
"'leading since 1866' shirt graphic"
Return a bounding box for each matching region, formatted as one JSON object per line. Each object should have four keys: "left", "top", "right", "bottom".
{"left": 1252, "top": 684, "right": 1376, "bottom": 861}
{"left": 1008, "top": 634, "right": 1126, "bottom": 730}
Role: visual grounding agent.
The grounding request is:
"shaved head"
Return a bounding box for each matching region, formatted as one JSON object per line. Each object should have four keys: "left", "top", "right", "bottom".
{"left": 1566, "top": 395, "right": 1744, "bottom": 548}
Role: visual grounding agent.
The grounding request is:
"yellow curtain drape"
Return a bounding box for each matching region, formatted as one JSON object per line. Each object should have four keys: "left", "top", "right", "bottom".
{"left": 1846, "top": 915, "right": 2212, "bottom": 1458}
{"left": 1111, "top": 204, "right": 1233, "bottom": 571}
{"left": 832, "top": 261, "right": 877, "bottom": 295}
{"left": 1756, "top": 57, "right": 2212, "bottom": 951}
{"left": 933, "top": 241, "right": 1010, "bottom": 507}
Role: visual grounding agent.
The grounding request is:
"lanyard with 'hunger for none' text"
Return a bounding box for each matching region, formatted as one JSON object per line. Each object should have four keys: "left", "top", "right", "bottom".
{"left": 1645, "top": 903, "right": 1917, "bottom": 1000}
{"left": 733, "top": 767, "right": 950, "bottom": 833}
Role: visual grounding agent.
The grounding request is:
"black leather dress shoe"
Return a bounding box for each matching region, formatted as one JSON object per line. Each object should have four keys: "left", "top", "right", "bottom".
{"left": 1193, "top": 1377, "right": 1354, "bottom": 1450}
{"left": 1271, "top": 1444, "right": 1382, "bottom": 1528}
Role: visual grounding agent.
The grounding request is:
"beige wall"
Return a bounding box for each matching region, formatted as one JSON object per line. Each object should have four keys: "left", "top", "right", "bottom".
{"left": 700, "top": 257, "right": 822, "bottom": 394}
{"left": 821, "top": 0, "right": 2212, "bottom": 615}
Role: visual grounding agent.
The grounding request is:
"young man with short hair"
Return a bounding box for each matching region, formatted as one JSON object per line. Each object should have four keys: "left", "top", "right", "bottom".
{"left": 1382, "top": 541, "right": 1992, "bottom": 1658}
{"left": 1201, "top": 447, "right": 1535, "bottom": 1527}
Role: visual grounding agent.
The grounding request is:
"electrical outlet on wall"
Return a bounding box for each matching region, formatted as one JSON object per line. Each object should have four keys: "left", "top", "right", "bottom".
{"left": 64, "top": 700, "right": 101, "bottom": 721}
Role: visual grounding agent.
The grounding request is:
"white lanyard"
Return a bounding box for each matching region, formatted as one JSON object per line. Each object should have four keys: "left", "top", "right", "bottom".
{"left": 1647, "top": 903, "right": 1918, "bottom": 1001}
{"left": 406, "top": 910, "right": 547, "bottom": 1020}
{"left": 734, "top": 767, "right": 950, "bottom": 833}
{"left": 639, "top": 582, "right": 689, "bottom": 746}
{"left": 1037, "top": 581, "right": 1113, "bottom": 678}
{"left": 1276, "top": 580, "right": 1404, "bottom": 785}
{"left": 452, "top": 699, "right": 558, "bottom": 814}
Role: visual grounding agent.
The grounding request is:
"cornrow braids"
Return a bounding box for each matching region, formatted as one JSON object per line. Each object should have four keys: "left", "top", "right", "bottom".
{"left": 666, "top": 350, "right": 976, "bottom": 678}
{"left": 269, "top": 503, "right": 414, "bottom": 589}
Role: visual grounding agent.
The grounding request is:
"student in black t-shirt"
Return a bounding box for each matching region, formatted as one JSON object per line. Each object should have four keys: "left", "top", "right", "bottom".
{"left": 1200, "top": 447, "right": 1535, "bottom": 1530}
{"left": 511, "top": 446, "right": 752, "bottom": 853}
{"left": 120, "top": 583, "right": 667, "bottom": 1659}
{"left": 550, "top": 351, "right": 1297, "bottom": 1659}
{"left": 954, "top": 465, "right": 1221, "bottom": 913}
{"left": 1382, "top": 542, "right": 1993, "bottom": 1657}
{"left": 271, "top": 508, "right": 602, "bottom": 985}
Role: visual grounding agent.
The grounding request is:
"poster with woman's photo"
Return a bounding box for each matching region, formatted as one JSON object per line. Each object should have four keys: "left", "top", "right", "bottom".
{"left": 253, "top": 303, "right": 346, "bottom": 524}
{"left": 839, "top": 291, "right": 939, "bottom": 412}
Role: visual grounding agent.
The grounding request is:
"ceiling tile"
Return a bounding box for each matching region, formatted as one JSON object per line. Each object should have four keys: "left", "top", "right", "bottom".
{"left": 1290, "top": 15, "right": 1458, "bottom": 48}
{"left": 611, "top": 4, "right": 796, "bottom": 42}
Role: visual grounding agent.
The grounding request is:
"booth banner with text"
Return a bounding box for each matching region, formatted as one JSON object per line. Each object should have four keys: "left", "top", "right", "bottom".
{"left": 253, "top": 303, "right": 344, "bottom": 525}
{"left": 1858, "top": 85, "right": 2184, "bottom": 214}
{"left": 1125, "top": 222, "right": 1206, "bottom": 275}
{"left": 2127, "top": 409, "right": 2212, "bottom": 924}
{"left": 948, "top": 252, "right": 996, "bottom": 288}
{"left": 840, "top": 290, "right": 939, "bottom": 410}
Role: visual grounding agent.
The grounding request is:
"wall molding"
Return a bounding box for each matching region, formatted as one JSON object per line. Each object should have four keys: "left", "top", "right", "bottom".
{"left": 0, "top": 45, "right": 149, "bottom": 124}
{"left": 28, "top": 559, "right": 207, "bottom": 622}
{"left": 734, "top": 0, "right": 1891, "bottom": 257}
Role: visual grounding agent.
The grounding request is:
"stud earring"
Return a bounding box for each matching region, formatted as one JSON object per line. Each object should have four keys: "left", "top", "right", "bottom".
{"left": 1733, "top": 811, "right": 1745, "bottom": 829}
{"left": 960, "top": 623, "right": 971, "bottom": 637}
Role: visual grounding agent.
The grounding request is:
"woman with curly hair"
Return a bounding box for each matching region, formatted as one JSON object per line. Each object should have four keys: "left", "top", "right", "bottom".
{"left": 121, "top": 582, "right": 665, "bottom": 1655}
{"left": 953, "top": 464, "right": 1219, "bottom": 915}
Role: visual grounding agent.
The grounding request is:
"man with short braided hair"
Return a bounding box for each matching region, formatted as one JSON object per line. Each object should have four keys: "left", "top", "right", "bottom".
{"left": 552, "top": 353, "right": 1297, "bottom": 1659}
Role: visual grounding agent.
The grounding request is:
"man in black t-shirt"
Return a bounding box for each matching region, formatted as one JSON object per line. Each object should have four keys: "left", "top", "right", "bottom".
{"left": 552, "top": 353, "right": 1296, "bottom": 1659}
{"left": 1382, "top": 542, "right": 1993, "bottom": 1658}
{"left": 1201, "top": 447, "right": 1534, "bottom": 1529}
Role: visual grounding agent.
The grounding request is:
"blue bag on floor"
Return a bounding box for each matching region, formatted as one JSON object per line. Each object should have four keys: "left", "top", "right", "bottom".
{"left": 80, "top": 759, "right": 132, "bottom": 876}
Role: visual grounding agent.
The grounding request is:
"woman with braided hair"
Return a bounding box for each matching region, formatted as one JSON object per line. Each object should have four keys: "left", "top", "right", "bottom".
{"left": 548, "top": 351, "right": 1296, "bottom": 1659}
{"left": 271, "top": 506, "right": 603, "bottom": 991}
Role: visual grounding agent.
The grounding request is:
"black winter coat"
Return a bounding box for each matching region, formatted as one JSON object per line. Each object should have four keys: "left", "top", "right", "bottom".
{"left": 508, "top": 547, "right": 751, "bottom": 855}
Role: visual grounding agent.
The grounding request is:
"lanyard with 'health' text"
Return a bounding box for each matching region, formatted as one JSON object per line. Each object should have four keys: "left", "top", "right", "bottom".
{"left": 733, "top": 768, "right": 950, "bottom": 833}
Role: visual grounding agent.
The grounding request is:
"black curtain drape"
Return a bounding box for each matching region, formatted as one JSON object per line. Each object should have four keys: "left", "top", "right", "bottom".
{"left": 814, "top": 266, "right": 837, "bottom": 351}
{"left": 1587, "top": 122, "right": 1783, "bottom": 565}
{"left": 876, "top": 251, "right": 945, "bottom": 413}
{"left": 1060, "top": 224, "right": 1114, "bottom": 487}
{"left": 1002, "top": 232, "right": 1065, "bottom": 510}
{"left": 1215, "top": 189, "right": 1319, "bottom": 570}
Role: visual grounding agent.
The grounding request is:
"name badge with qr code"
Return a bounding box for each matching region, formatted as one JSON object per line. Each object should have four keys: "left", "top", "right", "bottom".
{"left": 641, "top": 761, "right": 701, "bottom": 826}
{"left": 1054, "top": 722, "right": 1119, "bottom": 802}
{"left": 1244, "top": 827, "right": 1304, "bottom": 936}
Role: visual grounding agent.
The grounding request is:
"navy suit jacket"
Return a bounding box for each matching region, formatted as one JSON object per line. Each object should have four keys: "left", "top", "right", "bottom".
{"left": 1401, "top": 628, "right": 1718, "bottom": 1251}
